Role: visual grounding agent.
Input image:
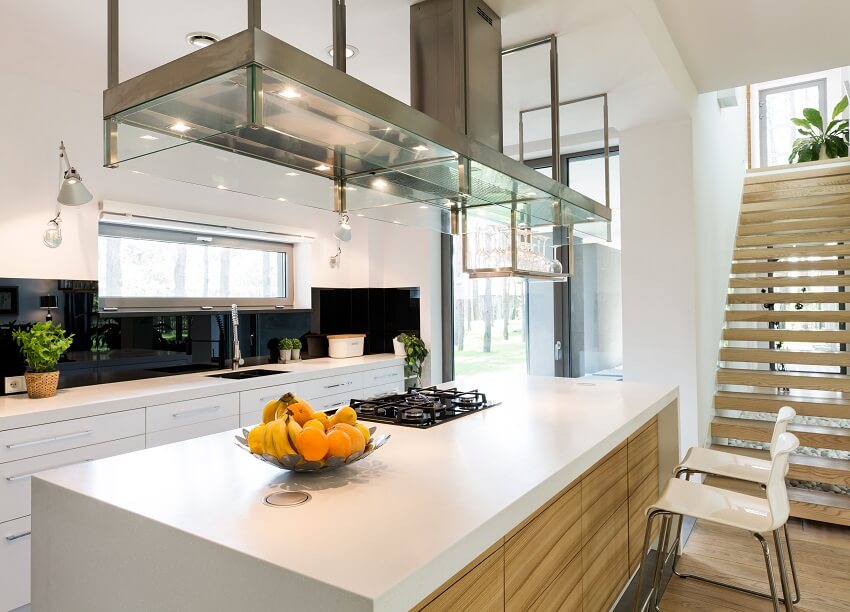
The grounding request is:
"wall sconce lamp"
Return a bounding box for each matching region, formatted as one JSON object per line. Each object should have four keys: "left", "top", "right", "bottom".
{"left": 39, "top": 295, "right": 58, "bottom": 321}
{"left": 57, "top": 141, "right": 93, "bottom": 206}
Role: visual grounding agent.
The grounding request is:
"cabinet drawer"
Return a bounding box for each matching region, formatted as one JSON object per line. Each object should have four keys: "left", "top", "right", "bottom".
{"left": 0, "top": 435, "right": 145, "bottom": 525}
{"left": 0, "top": 409, "right": 145, "bottom": 464}
{"left": 362, "top": 366, "right": 403, "bottom": 388}
{"left": 582, "top": 502, "right": 628, "bottom": 612}
{"left": 299, "top": 372, "right": 362, "bottom": 401}
{"left": 581, "top": 443, "right": 627, "bottom": 545}
{"left": 628, "top": 419, "right": 659, "bottom": 497}
{"left": 240, "top": 410, "right": 262, "bottom": 429}
{"left": 311, "top": 391, "right": 356, "bottom": 413}
{"left": 146, "top": 393, "right": 239, "bottom": 433}
{"left": 0, "top": 515, "right": 31, "bottom": 612}
{"left": 239, "top": 384, "right": 299, "bottom": 417}
{"left": 361, "top": 380, "right": 405, "bottom": 399}
{"left": 146, "top": 415, "right": 239, "bottom": 448}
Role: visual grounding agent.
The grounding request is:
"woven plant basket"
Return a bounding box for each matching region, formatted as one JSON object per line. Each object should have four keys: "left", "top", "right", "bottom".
{"left": 25, "top": 371, "right": 60, "bottom": 399}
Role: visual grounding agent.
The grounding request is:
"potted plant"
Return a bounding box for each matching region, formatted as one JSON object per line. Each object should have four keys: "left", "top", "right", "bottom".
{"left": 278, "top": 337, "right": 293, "bottom": 363}
{"left": 788, "top": 95, "right": 849, "bottom": 163}
{"left": 397, "top": 332, "right": 428, "bottom": 387}
{"left": 12, "top": 321, "right": 74, "bottom": 399}
{"left": 290, "top": 338, "right": 302, "bottom": 361}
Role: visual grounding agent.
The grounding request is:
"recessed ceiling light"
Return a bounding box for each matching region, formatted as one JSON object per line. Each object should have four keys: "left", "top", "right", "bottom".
{"left": 217, "top": 184, "right": 227, "bottom": 190}
{"left": 326, "top": 44, "right": 359, "bottom": 59}
{"left": 315, "top": 164, "right": 331, "bottom": 172}
{"left": 393, "top": 220, "right": 401, "bottom": 224}
{"left": 419, "top": 205, "right": 429, "bottom": 209}
{"left": 356, "top": 213, "right": 364, "bottom": 217}
{"left": 585, "top": 216, "right": 595, "bottom": 221}
{"left": 372, "top": 178, "right": 388, "bottom": 189}
{"left": 344, "top": 186, "right": 357, "bottom": 191}
{"left": 412, "top": 145, "right": 429, "bottom": 152}
{"left": 276, "top": 87, "right": 301, "bottom": 99}
{"left": 277, "top": 197, "right": 287, "bottom": 202}
{"left": 169, "top": 122, "right": 191, "bottom": 133}
{"left": 285, "top": 172, "right": 299, "bottom": 177}
{"left": 139, "top": 134, "right": 158, "bottom": 141}
{"left": 186, "top": 32, "right": 219, "bottom": 49}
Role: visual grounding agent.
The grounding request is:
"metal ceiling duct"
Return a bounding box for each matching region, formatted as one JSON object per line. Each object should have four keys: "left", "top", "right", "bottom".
{"left": 102, "top": 1, "right": 610, "bottom": 235}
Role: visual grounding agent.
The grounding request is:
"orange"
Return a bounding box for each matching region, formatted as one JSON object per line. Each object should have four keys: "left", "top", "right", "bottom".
{"left": 288, "top": 401, "right": 315, "bottom": 426}
{"left": 326, "top": 429, "right": 353, "bottom": 458}
{"left": 333, "top": 423, "right": 365, "bottom": 453}
{"left": 296, "top": 427, "right": 329, "bottom": 462}
{"left": 303, "top": 419, "right": 325, "bottom": 431}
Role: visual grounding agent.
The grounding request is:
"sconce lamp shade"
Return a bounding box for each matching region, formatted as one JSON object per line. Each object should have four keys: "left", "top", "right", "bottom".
{"left": 333, "top": 214, "right": 352, "bottom": 242}
{"left": 57, "top": 169, "right": 93, "bottom": 206}
{"left": 39, "top": 295, "right": 58, "bottom": 309}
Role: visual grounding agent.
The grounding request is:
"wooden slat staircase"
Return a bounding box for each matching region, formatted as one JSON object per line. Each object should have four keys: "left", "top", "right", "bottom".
{"left": 714, "top": 161, "right": 850, "bottom": 526}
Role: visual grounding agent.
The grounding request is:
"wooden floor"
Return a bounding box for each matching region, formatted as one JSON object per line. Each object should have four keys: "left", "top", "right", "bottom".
{"left": 660, "top": 519, "right": 850, "bottom": 611}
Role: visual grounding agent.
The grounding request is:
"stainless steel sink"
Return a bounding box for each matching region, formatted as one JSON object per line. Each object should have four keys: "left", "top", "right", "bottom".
{"left": 207, "top": 369, "right": 288, "bottom": 380}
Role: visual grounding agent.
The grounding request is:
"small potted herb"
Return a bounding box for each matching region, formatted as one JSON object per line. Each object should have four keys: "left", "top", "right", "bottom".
{"left": 290, "top": 338, "right": 302, "bottom": 361}
{"left": 12, "top": 321, "right": 74, "bottom": 399}
{"left": 397, "top": 333, "right": 428, "bottom": 387}
{"left": 278, "top": 337, "right": 293, "bottom": 363}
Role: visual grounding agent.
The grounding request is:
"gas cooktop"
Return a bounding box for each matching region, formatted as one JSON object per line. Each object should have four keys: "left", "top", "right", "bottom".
{"left": 349, "top": 386, "right": 500, "bottom": 428}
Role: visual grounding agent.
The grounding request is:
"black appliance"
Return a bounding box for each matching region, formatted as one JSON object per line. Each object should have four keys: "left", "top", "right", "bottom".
{"left": 349, "top": 386, "right": 500, "bottom": 428}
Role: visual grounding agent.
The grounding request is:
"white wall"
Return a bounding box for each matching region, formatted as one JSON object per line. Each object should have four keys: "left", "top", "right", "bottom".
{"left": 619, "top": 119, "right": 699, "bottom": 453}
{"left": 0, "top": 69, "right": 442, "bottom": 382}
{"left": 692, "top": 90, "right": 747, "bottom": 448}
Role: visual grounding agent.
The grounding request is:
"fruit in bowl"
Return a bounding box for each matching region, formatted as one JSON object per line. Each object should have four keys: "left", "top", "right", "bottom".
{"left": 237, "top": 395, "right": 389, "bottom": 472}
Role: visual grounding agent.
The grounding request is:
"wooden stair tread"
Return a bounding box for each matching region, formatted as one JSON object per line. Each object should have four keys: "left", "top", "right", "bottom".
{"left": 717, "top": 368, "right": 850, "bottom": 393}
{"left": 737, "top": 230, "right": 850, "bottom": 248}
{"left": 727, "top": 291, "right": 850, "bottom": 304}
{"left": 715, "top": 390, "right": 850, "bottom": 419}
{"left": 738, "top": 217, "right": 850, "bottom": 236}
{"left": 710, "top": 444, "right": 850, "bottom": 487}
{"left": 719, "top": 347, "right": 850, "bottom": 367}
{"left": 712, "top": 416, "right": 850, "bottom": 451}
{"left": 722, "top": 328, "right": 850, "bottom": 343}
{"left": 729, "top": 274, "right": 850, "bottom": 288}
{"left": 725, "top": 310, "right": 850, "bottom": 323}
{"left": 744, "top": 162, "right": 850, "bottom": 186}
{"left": 740, "top": 203, "right": 850, "bottom": 221}
{"left": 733, "top": 244, "right": 850, "bottom": 260}
{"left": 731, "top": 259, "right": 850, "bottom": 274}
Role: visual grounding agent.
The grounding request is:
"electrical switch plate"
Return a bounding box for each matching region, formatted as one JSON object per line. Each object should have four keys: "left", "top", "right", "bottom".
{"left": 4, "top": 376, "right": 26, "bottom": 394}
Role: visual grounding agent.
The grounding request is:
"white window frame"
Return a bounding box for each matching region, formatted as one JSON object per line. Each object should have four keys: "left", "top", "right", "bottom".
{"left": 97, "top": 222, "right": 295, "bottom": 313}
{"left": 758, "top": 78, "right": 827, "bottom": 168}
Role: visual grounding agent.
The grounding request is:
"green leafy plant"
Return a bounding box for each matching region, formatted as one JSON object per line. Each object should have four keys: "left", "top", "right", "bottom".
{"left": 398, "top": 333, "right": 428, "bottom": 383}
{"left": 12, "top": 322, "right": 74, "bottom": 373}
{"left": 291, "top": 338, "right": 302, "bottom": 350}
{"left": 279, "top": 337, "right": 294, "bottom": 350}
{"left": 789, "top": 96, "right": 849, "bottom": 163}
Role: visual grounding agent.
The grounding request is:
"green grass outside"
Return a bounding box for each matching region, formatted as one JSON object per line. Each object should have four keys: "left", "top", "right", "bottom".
{"left": 454, "top": 318, "right": 526, "bottom": 376}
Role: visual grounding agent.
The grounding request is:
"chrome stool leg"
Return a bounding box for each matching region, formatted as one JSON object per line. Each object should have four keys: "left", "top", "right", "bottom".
{"left": 782, "top": 522, "right": 801, "bottom": 604}
{"left": 634, "top": 510, "right": 668, "bottom": 612}
{"left": 651, "top": 514, "right": 674, "bottom": 609}
{"left": 773, "top": 529, "right": 795, "bottom": 612}
{"left": 755, "top": 532, "right": 782, "bottom": 612}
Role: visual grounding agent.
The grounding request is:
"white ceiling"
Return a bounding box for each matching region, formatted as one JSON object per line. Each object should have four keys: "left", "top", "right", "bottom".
{"left": 654, "top": 0, "right": 850, "bottom": 92}
{"left": 1, "top": 0, "right": 687, "bottom": 150}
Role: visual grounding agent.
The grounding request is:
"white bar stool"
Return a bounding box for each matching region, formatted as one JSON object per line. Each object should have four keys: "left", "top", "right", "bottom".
{"left": 633, "top": 432, "right": 800, "bottom": 612}
{"left": 673, "top": 406, "right": 800, "bottom": 604}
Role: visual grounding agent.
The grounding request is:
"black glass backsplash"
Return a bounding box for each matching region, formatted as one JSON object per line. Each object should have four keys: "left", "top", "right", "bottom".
{"left": 0, "top": 279, "right": 420, "bottom": 392}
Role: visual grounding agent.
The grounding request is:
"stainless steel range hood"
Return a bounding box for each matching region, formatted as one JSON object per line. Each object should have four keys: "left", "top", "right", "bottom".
{"left": 103, "top": 5, "right": 610, "bottom": 233}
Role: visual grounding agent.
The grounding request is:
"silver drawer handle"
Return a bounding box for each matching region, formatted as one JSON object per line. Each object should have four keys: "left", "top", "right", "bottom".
{"left": 324, "top": 382, "right": 350, "bottom": 389}
{"left": 5, "top": 530, "right": 31, "bottom": 541}
{"left": 7, "top": 458, "right": 93, "bottom": 482}
{"left": 6, "top": 429, "right": 93, "bottom": 450}
{"left": 259, "top": 394, "right": 283, "bottom": 403}
{"left": 373, "top": 373, "right": 398, "bottom": 380}
{"left": 326, "top": 400, "right": 346, "bottom": 409}
{"left": 172, "top": 405, "right": 221, "bottom": 418}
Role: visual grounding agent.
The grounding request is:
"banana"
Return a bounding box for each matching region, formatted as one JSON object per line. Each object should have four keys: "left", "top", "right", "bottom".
{"left": 247, "top": 423, "right": 267, "bottom": 454}
{"left": 262, "top": 399, "right": 282, "bottom": 424}
{"left": 275, "top": 392, "right": 300, "bottom": 420}
{"left": 286, "top": 413, "right": 303, "bottom": 452}
{"left": 264, "top": 418, "right": 296, "bottom": 459}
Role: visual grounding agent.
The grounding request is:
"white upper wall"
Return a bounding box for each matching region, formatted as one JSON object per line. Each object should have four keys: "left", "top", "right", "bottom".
{"left": 655, "top": 0, "right": 850, "bottom": 92}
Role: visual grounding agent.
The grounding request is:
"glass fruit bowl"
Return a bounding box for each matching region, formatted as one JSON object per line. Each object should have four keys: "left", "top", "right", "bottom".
{"left": 234, "top": 426, "right": 390, "bottom": 472}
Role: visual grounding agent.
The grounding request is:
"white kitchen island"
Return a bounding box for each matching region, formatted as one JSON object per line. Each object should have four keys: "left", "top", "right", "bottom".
{"left": 31, "top": 375, "right": 678, "bottom": 612}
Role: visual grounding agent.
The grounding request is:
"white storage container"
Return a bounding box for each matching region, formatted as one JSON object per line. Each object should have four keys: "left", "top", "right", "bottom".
{"left": 327, "top": 334, "right": 366, "bottom": 358}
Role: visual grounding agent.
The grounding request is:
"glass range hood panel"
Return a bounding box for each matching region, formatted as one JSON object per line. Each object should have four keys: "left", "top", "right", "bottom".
{"left": 105, "top": 29, "right": 611, "bottom": 232}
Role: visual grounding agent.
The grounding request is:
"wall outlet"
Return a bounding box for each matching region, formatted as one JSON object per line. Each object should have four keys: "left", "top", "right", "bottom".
{"left": 4, "top": 376, "right": 27, "bottom": 394}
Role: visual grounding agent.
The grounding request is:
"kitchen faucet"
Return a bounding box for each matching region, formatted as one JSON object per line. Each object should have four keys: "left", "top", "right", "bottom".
{"left": 231, "top": 304, "right": 244, "bottom": 371}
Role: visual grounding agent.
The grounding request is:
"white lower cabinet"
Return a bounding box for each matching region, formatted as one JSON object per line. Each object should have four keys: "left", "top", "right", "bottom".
{"left": 361, "top": 380, "right": 405, "bottom": 398}
{"left": 145, "top": 415, "right": 240, "bottom": 448}
{"left": 0, "top": 515, "right": 30, "bottom": 612}
{"left": 239, "top": 383, "right": 299, "bottom": 425}
{"left": 146, "top": 393, "right": 239, "bottom": 434}
{"left": 310, "top": 390, "right": 358, "bottom": 413}
{"left": 240, "top": 410, "right": 262, "bottom": 429}
{"left": 0, "top": 435, "right": 145, "bottom": 525}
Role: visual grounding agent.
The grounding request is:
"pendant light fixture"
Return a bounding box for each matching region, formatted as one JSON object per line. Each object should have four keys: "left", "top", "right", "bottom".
{"left": 43, "top": 213, "right": 62, "bottom": 248}
{"left": 57, "top": 141, "right": 93, "bottom": 206}
{"left": 333, "top": 213, "right": 352, "bottom": 242}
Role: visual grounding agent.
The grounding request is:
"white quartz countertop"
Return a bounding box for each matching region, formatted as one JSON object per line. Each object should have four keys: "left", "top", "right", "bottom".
{"left": 34, "top": 374, "right": 677, "bottom": 611}
{"left": 0, "top": 354, "right": 402, "bottom": 430}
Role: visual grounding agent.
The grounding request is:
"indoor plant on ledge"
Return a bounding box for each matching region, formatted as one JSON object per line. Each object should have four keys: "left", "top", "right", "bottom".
{"left": 397, "top": 332, "right": 428, "bottom": 387}
{"left": 788, "top": 95, "right": 849, "bottom": 163}
{"left": 12, "top": 321, "right": 73, "bottom": 399}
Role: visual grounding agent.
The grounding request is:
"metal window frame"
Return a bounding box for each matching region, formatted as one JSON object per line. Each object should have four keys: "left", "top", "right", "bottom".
{"left": 758, "top": 78, "right": 827, "bottom": 168}
{"left": 97, "top": 223, "right": 295, "bottom": 313}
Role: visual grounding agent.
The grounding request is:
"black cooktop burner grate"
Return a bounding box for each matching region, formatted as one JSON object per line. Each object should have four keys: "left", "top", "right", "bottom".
{"left": 348, "top": 386, "right": 499, "bottom": 428}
